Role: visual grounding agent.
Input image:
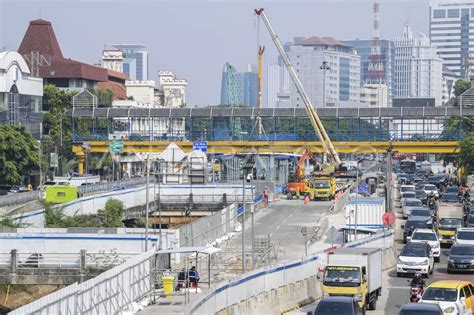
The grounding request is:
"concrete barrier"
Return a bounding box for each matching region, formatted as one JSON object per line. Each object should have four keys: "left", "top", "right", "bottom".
{"left": 187, "top": 230, "right": 395, "bottom": 314}
{"left": 11, "top": 184, "right": 253, "bottom": 227}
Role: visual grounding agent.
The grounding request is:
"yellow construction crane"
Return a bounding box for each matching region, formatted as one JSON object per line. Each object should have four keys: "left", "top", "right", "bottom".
{"left": 257, "top": 45, "right": 265, "bottom": 134}
{"left": 255, "top": 8, "right": 342, "bottom": 171}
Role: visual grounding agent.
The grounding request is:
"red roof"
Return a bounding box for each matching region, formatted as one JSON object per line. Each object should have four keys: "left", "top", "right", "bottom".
{"left": 97, "top": 69, "right": 129, "bottom": 100}
{"left": 18, "top": 19, "right": 108, "bottom": 82}
{"left": 97, "top": 81, "right": 127, "bottom": 100}
{"left": 301, "top": 36, "right": 351, "bottom": 48}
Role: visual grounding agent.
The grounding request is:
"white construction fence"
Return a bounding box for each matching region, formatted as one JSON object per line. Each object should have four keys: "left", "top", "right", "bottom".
{"left": 187, "top": 229, "right": 394, "bottom": 314}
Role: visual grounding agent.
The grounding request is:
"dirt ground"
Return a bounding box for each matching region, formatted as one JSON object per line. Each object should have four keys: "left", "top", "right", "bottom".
{"left": 0, "top": 285, "right": 63, "bottom": 311}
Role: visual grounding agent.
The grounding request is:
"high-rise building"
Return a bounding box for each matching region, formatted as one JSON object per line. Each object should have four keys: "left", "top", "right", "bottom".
{"left": 110, "top": 44, "right": 148, "bottom": 81}
{"left": 360, "top": 84, "right": 388, "bottom": 107}
{"left": 394, "top": 23, "right": 443, "bottom": 106}
{"left": 289, "top": 36, "right": 361, "bottom": 107}
{"left": 343, "top": 39, "right": 396, "bottom": 104}
{"left": 220, "top": 63, "right": 258, "bottom": 107}
{"left": 429, "top": 0, "right": 474, "bottom": 79}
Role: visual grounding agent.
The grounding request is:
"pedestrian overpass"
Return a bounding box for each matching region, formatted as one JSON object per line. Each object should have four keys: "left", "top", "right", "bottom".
{"left": 69, "top": 106, "right": 470, "bottom": 170}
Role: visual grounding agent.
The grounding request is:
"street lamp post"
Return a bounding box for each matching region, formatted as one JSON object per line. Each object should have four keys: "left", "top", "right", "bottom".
{"left": 320, "top": 61, "right": 331, "bottom": 108}
{"left": 241, "top": 170, "right": 246, "bottom": 273}
{"left": 145, "top": 154, "right": 150, "bottom": 252}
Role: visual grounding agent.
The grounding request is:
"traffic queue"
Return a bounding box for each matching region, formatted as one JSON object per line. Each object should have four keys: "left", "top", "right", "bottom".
{"left": 395, "top": 161, "right": 474, "bottom": 315}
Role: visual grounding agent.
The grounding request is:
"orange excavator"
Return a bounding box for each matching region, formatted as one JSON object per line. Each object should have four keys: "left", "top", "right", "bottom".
{"left": 285, "top": 149, "right": 319, "bottom": 199}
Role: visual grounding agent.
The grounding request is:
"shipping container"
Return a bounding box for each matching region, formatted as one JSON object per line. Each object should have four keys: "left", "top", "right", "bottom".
{"left": 345, "top": 197, "right": 385, "bottom": 229}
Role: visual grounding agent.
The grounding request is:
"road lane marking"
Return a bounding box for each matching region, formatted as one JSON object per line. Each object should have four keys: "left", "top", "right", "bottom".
{"left": 276, "top": 224, "right": 281, "bottom": 230}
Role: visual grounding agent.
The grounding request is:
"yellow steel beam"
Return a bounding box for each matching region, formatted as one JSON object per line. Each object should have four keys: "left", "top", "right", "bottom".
{"left": 73, "top": 141, "right": 460, "bottom": 155}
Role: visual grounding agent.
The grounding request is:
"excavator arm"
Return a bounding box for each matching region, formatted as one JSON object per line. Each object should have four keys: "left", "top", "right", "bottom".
{"left": 255, "top": 8, "right": 342, "bottom": 168}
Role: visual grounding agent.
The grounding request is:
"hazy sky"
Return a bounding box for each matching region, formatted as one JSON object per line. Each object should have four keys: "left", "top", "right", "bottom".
{"left": 0, "top": 0, "right": 429, "bottom": 106}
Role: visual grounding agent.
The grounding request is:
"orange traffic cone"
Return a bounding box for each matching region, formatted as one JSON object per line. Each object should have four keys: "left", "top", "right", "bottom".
{"left": 304, "top": 195, "right": 310, "bottom": 204}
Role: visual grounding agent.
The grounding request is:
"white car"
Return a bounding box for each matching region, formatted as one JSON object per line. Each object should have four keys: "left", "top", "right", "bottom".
{"left": 423, "top": 184, "right": 439, "bottom": 198}
{"left": 455, "top": 228, "right": 474, "bottom": 245}
{"left": 410, "top": 229, "right": 441, "bottom": 262}
{"left": 397, "top": 242, "right": 434, "bottom": 277}
{"left": 400, "top": 185, "right": 416, "bottom": 193}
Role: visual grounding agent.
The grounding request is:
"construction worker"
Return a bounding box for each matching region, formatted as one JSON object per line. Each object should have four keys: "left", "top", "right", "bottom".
{"left": 295, "top": 187, "right": 301, "bottom": 199}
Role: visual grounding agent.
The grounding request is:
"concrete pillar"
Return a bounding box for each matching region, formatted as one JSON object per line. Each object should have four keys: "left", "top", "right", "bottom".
{"left": 10, "top": 249, "right": 17, "bottom": 274}
{"left": 79, "top": 250, "right": 87, "bottom": 274}
{"left": 189, "top": 193, "right": 194, "bottom": 210}
{"left": 76, "top": 151, "right": 85, "bottom": 175}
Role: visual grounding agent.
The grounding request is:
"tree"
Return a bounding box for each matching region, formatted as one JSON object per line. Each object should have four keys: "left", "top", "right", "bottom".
{"left": 0, "top": 125, "right": 42, "bottom": 185}
{"left": 460, "top": 132, "right": 474, "bottom": 174}
{"left": 42, "top": 84, "right": 76, "bottom": 169}
{"left": 98, "top": 199, "right": 124, "bottom": 227}
{"left": 454, "top": 79, "right": 472, "bottom": 98}
{"left": 85, "top": 87, "right": 113, "bottom": 107}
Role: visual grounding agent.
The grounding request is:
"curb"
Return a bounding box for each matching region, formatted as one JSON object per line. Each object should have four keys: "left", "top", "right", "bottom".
{"left": 281, "top": 295, "right": 319, "bottom": 314}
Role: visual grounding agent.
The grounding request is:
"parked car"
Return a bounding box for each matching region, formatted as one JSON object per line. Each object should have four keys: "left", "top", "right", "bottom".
{"left": 439, "top": 193, "right": 460, "bottom": 203}
{"left": 402, "top": 198, "right": 424, "bottom": 219}
{"left": 398, "top": 303, "right": 442, "bottom": 315}
{"left": 419, "top": 281, "right": 474, "bottom": 314}
{"left": 455, "top": 228, "right": 474, "bottom": 245}
{"left": 314, "top": 297, "right": 364, "bottom": 315}
{"left": 410, "top": 228, "right": 441, "bottom": 262}
{"left": 397, "top": 242, "right": 434, "bottom": 277}
{"left": 403, "top": 219, "right": 432, "bottom": 243}
{"left": 447, "top": 244, "right": 474, "bottom": 273}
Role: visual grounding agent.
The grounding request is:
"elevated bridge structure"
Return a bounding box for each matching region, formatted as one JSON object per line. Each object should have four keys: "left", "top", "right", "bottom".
{"left": 69, "top": 107, "right": 471, "bottom": 161}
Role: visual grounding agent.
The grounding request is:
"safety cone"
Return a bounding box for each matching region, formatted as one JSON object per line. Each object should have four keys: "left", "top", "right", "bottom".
{"left": 304, "top": 195, "right": 310, "bottom": 204}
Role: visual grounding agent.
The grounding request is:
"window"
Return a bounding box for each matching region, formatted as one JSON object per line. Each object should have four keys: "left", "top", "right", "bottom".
{"left": 433, "top": 9, "right": 446, "bottom": 19}
{"left": 448, "top": 9, "right": 460, "bottom": 18}
{"left": 460, "top": 287, "right": 466, "bottom": 298}
{"left": 465, "top": 285, "right": 473, "bottom": 297}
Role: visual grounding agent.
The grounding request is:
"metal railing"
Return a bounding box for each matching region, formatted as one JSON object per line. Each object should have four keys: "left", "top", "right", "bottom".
{"left": 0, "top": 250, "right": 140, "bottom": 270}
{"left": 0, "top": 191, "right": 37, "bottom": 207}
{"left": 0, "top": 177, "right": 154, "bottom": 208}
{"left": 9, "top": 250, "right": 155, "bottom": 315}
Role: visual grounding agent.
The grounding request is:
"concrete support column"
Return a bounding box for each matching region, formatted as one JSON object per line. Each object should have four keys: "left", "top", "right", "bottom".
{"left": 10, "top": 249, "right": 17, "bottom": 274}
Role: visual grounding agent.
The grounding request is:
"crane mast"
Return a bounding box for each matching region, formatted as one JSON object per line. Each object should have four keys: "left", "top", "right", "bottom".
{"left": 254, "top": 8, "right": 341, "bottom": 166}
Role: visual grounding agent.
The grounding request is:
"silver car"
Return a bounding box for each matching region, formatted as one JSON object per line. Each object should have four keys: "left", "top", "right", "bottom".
{"left": 402, "top": 198, "right": 423, "bottom": 219}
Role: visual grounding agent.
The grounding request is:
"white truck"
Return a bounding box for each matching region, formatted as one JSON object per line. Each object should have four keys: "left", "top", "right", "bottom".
{"left": 345, "top": 197, "right": 385, "bottom": 232}
{"left": 322, "top": 247, "right": 382, "bottom": 311}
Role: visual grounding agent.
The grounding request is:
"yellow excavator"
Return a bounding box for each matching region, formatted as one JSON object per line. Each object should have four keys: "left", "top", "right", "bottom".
{"left": 255, "top": 8, "right": 343, "bottom": 176}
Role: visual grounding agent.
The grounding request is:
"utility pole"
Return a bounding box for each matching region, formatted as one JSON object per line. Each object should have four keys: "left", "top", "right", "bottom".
{"left": 386, "top": 145, "right": 394, "bottom": 213}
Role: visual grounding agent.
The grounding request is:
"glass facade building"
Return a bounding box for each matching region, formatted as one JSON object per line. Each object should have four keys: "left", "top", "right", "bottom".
{"left": 110, "top": 44, "right": 148, "bottom": 81}
{"left": 342, "top": 39, "right": 396, "bottom": 104}
{"left": 220, "top": 63, "right": 258, "bottom": 107}
{"left": 429, "top": 0, "right": 474, "bottom": 78}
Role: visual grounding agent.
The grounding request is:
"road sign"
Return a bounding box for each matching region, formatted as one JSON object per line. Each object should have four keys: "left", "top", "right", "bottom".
{"left": 382, "top": 212, "right": 396, "bottom": 225}
{"left": 325, "top": 226, "right": 339, "bottom": 244}
{"left": 193, "top": 141, "right": 207, "bottom": 152}
{"left": 109, "top": 141, "right": 124, "bottom": 153}
{"left": 50, "top": 153, "right": 58, "bottom": 168}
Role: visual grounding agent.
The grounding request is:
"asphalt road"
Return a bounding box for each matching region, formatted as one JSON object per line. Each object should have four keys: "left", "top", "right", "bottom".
{"left": 290, "top": 199, "right": 474, "bottom": 315}
{"left": 240, "top": 198, "right": 333, "bottom": 262}
{"left": 383, "top": 204, "right": 474, "bottom": 314}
